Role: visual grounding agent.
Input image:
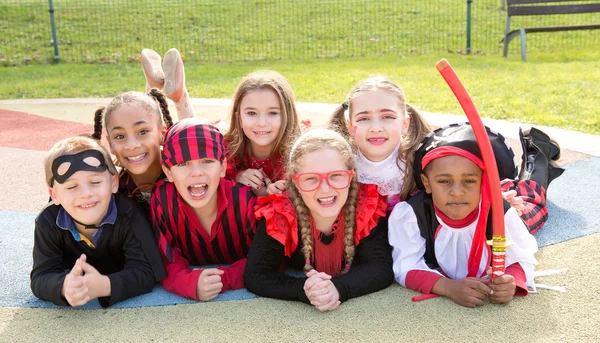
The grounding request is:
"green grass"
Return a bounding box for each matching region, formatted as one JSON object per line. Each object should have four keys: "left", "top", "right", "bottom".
{"left": 3, "top": 1, "right": 598, "bottom": 133}
{"left": 2, "top": 0, "right": 599, "bottom": 65}
{"left": 3, "top": 52, "right": 599, "bottom": 134}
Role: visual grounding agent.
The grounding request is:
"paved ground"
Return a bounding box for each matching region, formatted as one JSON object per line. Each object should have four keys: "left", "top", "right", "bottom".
{"left": 0, "top": 99, "right": 599, "bottom": 343}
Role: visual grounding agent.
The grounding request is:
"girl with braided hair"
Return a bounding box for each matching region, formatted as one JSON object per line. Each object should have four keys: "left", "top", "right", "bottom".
{"left": 244, "top": 129, "right": 394, "bottom": 311}
{"left": 91, "top": 89, "right": 174, "bottom": 214}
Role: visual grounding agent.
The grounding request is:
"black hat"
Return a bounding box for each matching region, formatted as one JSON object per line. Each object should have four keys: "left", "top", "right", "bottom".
{"left": 413, "top": 123, "right": 517, "bottom": 190}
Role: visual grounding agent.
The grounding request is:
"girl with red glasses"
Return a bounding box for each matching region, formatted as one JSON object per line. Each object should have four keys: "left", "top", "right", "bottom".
{"left": 244, "top": 129, "right": 394, "bottom": 311}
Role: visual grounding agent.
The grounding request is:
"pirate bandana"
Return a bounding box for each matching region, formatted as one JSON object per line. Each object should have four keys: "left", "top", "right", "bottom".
{"left": 162, "top": 121, "right": 225, "bottom": 168}
{"left": 413, "top": 123, "right": 517, "bottom": 190}
{"left": 51, "top": 149, "right": 109, "bottom": 186}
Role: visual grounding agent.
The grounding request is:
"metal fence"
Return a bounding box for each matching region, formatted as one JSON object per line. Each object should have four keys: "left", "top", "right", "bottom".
{"left": 2, "top": 0, "right": 599, "bottom": 65}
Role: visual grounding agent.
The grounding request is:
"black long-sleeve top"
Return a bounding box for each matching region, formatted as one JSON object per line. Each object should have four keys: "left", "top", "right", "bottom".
{"left": 244, "top": 184, "right": 394, "bottom": 304}
{"left": 30, "top": 193, "right": 166, "bottom": 307}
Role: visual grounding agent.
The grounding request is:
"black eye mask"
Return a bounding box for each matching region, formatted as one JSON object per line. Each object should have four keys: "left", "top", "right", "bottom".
{"left": 51, "top": 150, "right": 108, "bottom": 185}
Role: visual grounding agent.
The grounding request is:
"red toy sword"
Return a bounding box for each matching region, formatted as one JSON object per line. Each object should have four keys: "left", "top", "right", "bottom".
{"left": 435, "top": 59, "right": 506, "bottom": 279}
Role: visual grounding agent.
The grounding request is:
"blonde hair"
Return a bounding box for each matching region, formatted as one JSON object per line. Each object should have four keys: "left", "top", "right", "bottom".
{"left": 285, "top": 129, "right": 358, "bottom": 274}
{"left": 328, "top": 75, "right": 431, "bottom": 200}
{"left": 224, "top": 70, "right": 301, "bottom": 167}
{"left": 44, "top": 136, "right": 118, "bottom": 187}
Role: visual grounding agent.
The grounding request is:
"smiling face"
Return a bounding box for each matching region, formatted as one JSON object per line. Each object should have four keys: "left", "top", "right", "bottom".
{"left": 163, "top": 158, "right": 226, "bottom": 213}
{"left": 294, "top": 148, "right": 350, "bottom": 223}
{"left": 421, "top": 155, "right": 483, "bottom": 220}
{"left": 239, "top": 89, "right": 283, "bottom": 158}
{"left": 49, "top": 170, "right": 118, "bottom": 231}
{"left": 106, "top": 104, "right": 165, "bottom": 176}
{"left": 349, "top": 89, "right": 408, "bottom": 162}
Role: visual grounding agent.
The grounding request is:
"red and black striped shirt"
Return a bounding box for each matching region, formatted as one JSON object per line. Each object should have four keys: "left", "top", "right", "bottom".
{"left": 150, "top": 178, "right": 257, "bottom": 300}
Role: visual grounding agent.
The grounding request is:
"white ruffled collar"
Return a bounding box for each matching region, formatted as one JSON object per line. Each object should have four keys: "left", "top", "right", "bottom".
{"left": 355, "top": 144, "right": 405, "bottom": 199}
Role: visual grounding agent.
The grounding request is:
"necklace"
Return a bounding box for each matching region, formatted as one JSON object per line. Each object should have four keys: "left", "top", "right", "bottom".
{"left": 249, "top": 156, "right": 268, "bottom": 170}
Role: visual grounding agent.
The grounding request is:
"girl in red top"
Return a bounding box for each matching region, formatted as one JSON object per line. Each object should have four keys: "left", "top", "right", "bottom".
{"left": 92, "top": 89, "right": 173, "bottom": 214}
{"left": 244, "top": 129, "right": 394, "bottom": 311}
{"left": 224, "top": 70, "right": 301, "bottom": 196}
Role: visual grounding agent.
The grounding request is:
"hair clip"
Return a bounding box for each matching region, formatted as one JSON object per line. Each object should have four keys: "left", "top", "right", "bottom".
{"left": 341, "top": 101, "right": 349, "bottom": 110}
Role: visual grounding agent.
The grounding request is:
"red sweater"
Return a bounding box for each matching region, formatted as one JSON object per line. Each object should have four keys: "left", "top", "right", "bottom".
{"left": 225, "top": 153, "right": 285, "bottom": 182}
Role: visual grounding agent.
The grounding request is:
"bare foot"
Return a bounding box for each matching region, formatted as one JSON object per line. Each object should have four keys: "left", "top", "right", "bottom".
{"left": 141, "top": 49, "right": 164, "bottom": 92}
{"left": 162, "top": 48, "right": 195, "bottom": 120}
{"left": 162, "top": 48, "right": 184, "bottom": 101}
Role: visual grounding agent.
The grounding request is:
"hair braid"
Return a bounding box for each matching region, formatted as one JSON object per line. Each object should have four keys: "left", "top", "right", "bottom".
{"left": 399, "top": 104, "right": 432, "bottom": 200}
{"left": 91, "top": 106, "right": 105, "bottom": 140}
{"left": 286, "top": 179, "right": 314, "bottom": 273}
{"left": 327, "top": 104, "right": 351, "bottom": 140}
{"left": 342, "top": 176, "right": 359, "bottom": 274}
{"left": 148, "top": 88, "right": 174, "bottom": 129}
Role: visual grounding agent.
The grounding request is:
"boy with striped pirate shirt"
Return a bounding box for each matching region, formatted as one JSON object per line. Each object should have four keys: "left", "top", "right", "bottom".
{"left": 150, "top": 119, "right": 257, "bottom": 301}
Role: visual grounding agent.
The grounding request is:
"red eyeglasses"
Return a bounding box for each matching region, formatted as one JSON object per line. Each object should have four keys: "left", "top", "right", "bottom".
{"left": 291, "top": 170, "right": 354, "bottom": 192}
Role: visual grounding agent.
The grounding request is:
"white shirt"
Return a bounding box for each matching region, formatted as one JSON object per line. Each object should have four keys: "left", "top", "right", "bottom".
{"left": 356, "top": 144, "right": 405, "bottom": 203}
{"left": 388, "top": 201, "right": 538, "bottom": 289}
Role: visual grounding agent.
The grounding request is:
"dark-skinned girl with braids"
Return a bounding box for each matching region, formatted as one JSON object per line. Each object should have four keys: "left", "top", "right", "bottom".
{"left": 244, "top": 129, "right": 394, "bottom": 312}
{"left": 91, "top": 89, "right": 174, "bottom": 215}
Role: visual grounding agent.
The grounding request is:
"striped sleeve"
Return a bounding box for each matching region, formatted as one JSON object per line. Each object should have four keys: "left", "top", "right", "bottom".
{"left": 216, "top": 183, "right": 258, "bottom": 291}
{"left": 150, "top": 181, "right": 202, "bottom": 300}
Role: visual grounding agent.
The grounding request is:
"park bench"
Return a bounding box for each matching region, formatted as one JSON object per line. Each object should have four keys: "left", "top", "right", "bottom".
{"left": 503, "top": 0, "right": 600, "bottom": 61}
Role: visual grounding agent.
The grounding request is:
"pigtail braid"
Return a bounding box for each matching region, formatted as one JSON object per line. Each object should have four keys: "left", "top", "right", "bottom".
{"left": 327, "top": 104, "right": 351, "bottom": 141}
{"left": 91, "top": 106, "right": 105, "bottom": 140}
{"left": 341, "top": 176, "right": 358, "bottom": 274}
{"left": 148, "top": 88, "right": 174, "bottom": 129}
{"left": 399, "top": 104, "right": 432, "bottom": 200}
{"left": 286, "top": 179, "right": 314, "bottom": 273}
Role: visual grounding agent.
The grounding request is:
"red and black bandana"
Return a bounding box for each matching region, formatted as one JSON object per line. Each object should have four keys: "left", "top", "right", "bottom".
{"left": 162, "top": 122, "right": 225, "bottom": 168}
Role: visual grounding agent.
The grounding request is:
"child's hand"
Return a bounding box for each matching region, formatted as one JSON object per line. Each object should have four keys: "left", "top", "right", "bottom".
{"left": 306, "top": 279, "right": 341, "bottom": 312}
{"left": 78, "top": 255, "right": 111, "bottom": 300}
{"left": 235, "top": 169, "right": 266, "bottom": 191}
{"left": 62, "top": 255, "right": 90, "bottom": 306}
{"left": 266, "top": 180, "right": 286, "bottom": 195}
{"left": 304, "top": 270, "right": 341, "bottom": 311}
{"left": 487, "top": 272, "right": 517, "bottom": 304}
{"left": 196, "top": 268, "right": 224, "bottom": 301}
{"left": 441, "top": 277, "right": 492, "bottom": 308}
{"left": 502, "top": 190, "right": 525, "bottom": 216}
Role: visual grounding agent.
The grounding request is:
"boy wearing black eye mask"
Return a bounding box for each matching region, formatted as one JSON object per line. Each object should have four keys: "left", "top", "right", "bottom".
{"left": 31, "top": 136, "right": 166, "bottom": 307}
